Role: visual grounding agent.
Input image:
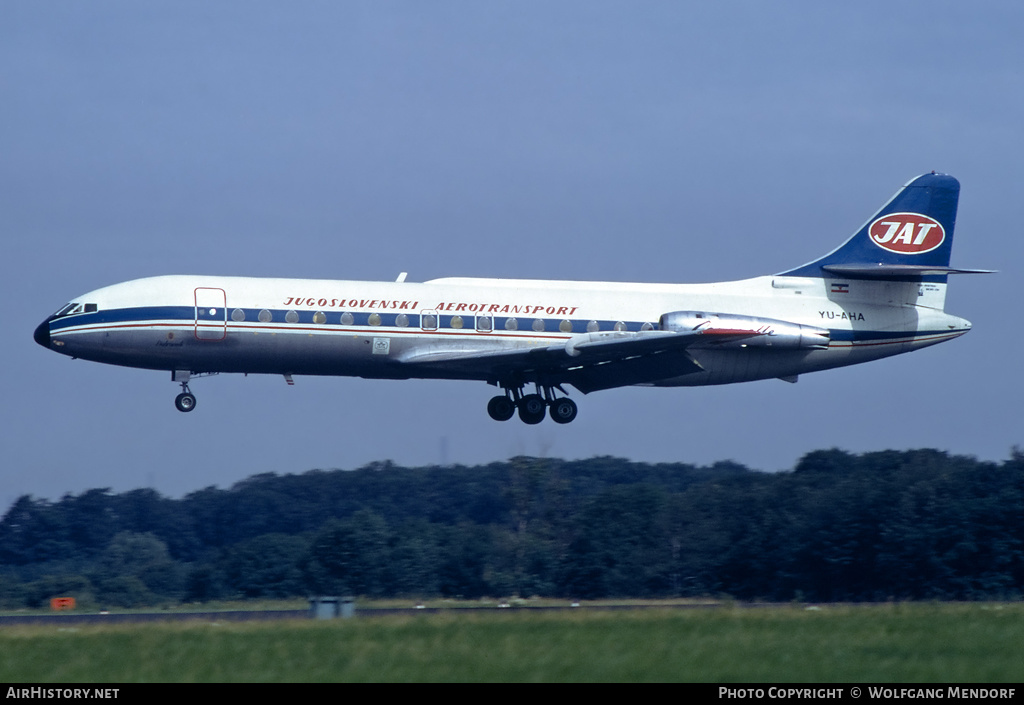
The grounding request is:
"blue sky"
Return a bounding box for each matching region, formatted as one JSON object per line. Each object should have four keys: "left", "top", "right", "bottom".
{"left": 3, "top": 1, "right": 1021, "bottom": 510}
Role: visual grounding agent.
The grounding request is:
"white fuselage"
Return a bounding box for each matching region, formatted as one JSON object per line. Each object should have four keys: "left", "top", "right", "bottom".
{"left": 41, "top": 272, "right": 971, "bottom": 389}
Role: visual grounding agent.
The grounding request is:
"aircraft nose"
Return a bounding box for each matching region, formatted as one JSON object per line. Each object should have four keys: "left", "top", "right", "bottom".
{"left": 33, "top": 317, "right": 52, "bottom": 348}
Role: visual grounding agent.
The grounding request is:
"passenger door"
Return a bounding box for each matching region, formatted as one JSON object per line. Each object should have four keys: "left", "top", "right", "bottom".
{"left": 194, "top": 287, "right": 227, "bottom": 341}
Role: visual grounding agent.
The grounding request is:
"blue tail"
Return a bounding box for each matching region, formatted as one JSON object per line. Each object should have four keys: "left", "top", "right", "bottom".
{"left": 780, "top": 173, "right": 962, "bottom": 280}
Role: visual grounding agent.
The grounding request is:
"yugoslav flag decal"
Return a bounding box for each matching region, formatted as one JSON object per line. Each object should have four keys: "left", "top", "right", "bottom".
{"left": 868, "top": 212, "right": 946, "bottom": 255}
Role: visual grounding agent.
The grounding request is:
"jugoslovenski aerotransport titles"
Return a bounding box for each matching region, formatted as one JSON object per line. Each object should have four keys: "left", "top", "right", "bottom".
{"left": 34, "top": 173, "right": 991, "bottom": 424}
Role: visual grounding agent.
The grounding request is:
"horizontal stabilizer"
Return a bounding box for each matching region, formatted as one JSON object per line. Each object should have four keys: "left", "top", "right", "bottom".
{"left": 822, "top": 263, "right": 996, "bottom": 279}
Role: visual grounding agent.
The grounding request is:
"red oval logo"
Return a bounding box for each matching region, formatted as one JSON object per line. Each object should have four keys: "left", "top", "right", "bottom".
{"left": 868, "top": 212, "right": 945, "bottom": 255}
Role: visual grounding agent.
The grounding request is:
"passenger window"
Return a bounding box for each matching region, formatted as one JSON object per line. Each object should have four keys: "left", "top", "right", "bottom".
{"left": 505, "top": 317, "right": 518, "bottom": 331}
{"left": 395, "top": 313, "right": 409, "bottom": 327}
{"left": 285, "top": 310, "right": 299, "bottom": 324}
{"left": 587, "top": 320, "right": 600, "bottom": 333}
{"left": 259, "top": 309, "right": 273, "bottom": 323}
{"left": 532, "top": 318, "right": 545, "bottom": 332}
{"left": 476, "top": 316, "right": 492, "bottom": 332}
{"left": 641, "top": 322, "right": 654, "bottom": 331}
{"left": 450, "top": 315, "right": 464, "bottom": 329}
{"left": 559, "top": 319, "right": 573, "bottom": 333}
{"left": 614, "top": 321, "right": 627, "bottom": 332}
{"left": 421, "top": 313, "right": 437, "bottom": 330}
{"left": 341, "top": 312, "right": 354, "bottom": 325}
{"left": 368, "top": 313, "right": 382, "bottom": 326}
{"left": 313, "top": 311, "right": 326, "bottom": 324}
{"left": 232, "top": 308, "right": 246, "bottom": 322}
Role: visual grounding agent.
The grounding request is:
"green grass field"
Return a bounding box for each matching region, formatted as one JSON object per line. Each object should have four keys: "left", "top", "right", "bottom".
{"left": 1, "top": 602, "right": 1022, "bottom": 682}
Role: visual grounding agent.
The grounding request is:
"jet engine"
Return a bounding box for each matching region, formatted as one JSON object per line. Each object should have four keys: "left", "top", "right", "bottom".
{"left": 660, "top": 311, "right": 831, "bottom": 349}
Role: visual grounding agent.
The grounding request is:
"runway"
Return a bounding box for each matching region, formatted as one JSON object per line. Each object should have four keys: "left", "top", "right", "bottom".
{"left": 0, "top": 602, "right": 733, "bottom": 627}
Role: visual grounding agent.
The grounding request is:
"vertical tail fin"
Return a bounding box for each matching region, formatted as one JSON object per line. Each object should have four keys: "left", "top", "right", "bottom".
{"left": 780, "top": 173, "right": 966, "bottom": 280}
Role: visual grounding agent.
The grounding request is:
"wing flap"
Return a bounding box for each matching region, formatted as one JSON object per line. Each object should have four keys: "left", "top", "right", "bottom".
{"left": 563, "top": 350, "right": 704, "bottom": 393}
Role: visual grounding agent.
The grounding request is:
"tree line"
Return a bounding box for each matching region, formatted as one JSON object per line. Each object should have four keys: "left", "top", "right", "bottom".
{"left": 1, "top": 449, "right": 1022, "bottom": 608}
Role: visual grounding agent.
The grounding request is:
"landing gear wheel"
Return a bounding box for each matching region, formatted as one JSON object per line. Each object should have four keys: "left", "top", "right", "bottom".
{"left": 487, "top": 395, "right": 516, "bottom": 421}
{"left": 517, "top": 394, "right": 546, "bottom": 425}
{"left": 549, "top": 397, "right": 578, "bottom": 424}
{"left": 175, "top": 392, "right": 197, "bottom": 413}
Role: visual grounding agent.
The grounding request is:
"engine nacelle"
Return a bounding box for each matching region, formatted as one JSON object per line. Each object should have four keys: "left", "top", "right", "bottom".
{"left": 659, "top": 311, "right": 830, "bottom": 349}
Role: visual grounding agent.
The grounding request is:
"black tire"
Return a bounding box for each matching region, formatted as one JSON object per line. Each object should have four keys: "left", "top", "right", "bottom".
{"left": 487, "top": 395, "right": 515, "bottom": 421}
{"left": 550, "top": 398, "right": 578, "bottom": 424}
{"left": 175, "top": 392, "right": 197, "bottom": 412}
{"left": 517, "top": 394, "right": 546, "bottom": 424}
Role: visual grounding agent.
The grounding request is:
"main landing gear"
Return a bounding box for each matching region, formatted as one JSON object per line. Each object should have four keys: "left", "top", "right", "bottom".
{"left": 487, "top": 384, "right": 578, "bottom": 425}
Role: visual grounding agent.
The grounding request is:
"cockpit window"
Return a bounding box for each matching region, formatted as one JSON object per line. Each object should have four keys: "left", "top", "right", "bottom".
{"left": 53, "top": 303, "right": 98, "bottom": 318}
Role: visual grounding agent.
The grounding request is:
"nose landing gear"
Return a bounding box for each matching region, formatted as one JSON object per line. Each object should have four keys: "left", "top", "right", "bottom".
{"left": 487, "top": 384, "right": 578, "bottom": 424}
{"left": 172, "top": 370, "right": 198, "bottom": 412}
{"left": 175, "top": 389, "right": 197, "bottom": 412}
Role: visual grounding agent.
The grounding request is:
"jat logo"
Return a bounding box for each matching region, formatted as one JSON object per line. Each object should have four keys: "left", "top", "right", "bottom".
{"left": 868, "top": 212, "right": 945, "bottom": 254}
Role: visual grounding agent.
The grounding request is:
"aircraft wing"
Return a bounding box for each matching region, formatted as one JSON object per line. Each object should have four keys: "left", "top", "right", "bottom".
{"left": 397, "top": 328, "right": 762, "bottom": 393}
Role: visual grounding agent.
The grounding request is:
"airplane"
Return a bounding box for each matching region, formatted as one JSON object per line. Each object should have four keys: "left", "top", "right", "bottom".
{"left": 34, "top": 172, "right": 991, "bottom": 424}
